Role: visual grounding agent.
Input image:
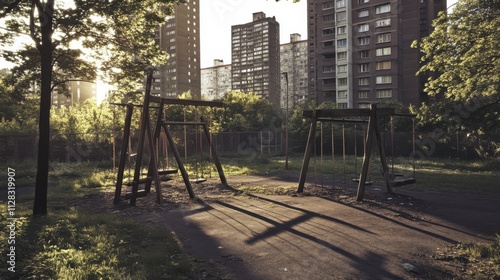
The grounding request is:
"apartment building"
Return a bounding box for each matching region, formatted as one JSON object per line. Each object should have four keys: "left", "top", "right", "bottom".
{"left": 308, "top": 0, "right": 446, "bottom": 108}
{"left": 280, "top": 33, "right": 309, "bottom": 109}
{"left": 152, "top": 0, "right": 201, "bottom": 98}
{"left": 201, "top": 59, "right": 232, "bottom": 100}
{"left": 231, "top": 12, "right": 281, "bottom": 105}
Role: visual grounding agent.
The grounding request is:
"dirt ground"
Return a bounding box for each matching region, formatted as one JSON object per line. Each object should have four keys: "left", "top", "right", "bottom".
{"left": 62, "top": 173, "right": 500, "bottom": 280}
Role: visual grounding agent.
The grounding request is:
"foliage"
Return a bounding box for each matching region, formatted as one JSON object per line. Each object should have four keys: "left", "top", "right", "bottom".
{"left": 215, "top": 91, "right": 283, "bottom": 132}
{"left": 0, "top": 0, "right": 174, "bottom": 95}
{"left": 412, "top": 0, "right": 500, "bottom": 135}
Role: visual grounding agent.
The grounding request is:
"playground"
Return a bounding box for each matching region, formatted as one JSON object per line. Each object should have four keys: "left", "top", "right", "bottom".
{"left": 69, "top": 169, "right": 500, "bottom": 280}
{"left": 2, "top": 69, "right": 499, "bottom": 279}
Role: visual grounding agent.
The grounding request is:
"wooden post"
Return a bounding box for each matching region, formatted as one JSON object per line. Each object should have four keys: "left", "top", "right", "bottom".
{"left": 356, "top": 105, "right": 376, "bottom": 201}
{"left": 373, "top": 107, "right": 393, "bottom": 194}
{"left": 162, "top": 122, "right": 195, "bottom": 199}
{"left": 146, "top": 100, "right": 165, "bottom": 194}
{"left": 297, "top": 116, "right": 317, "bottom": 193}
{"left": 201, "top": 116, "right": 228, "bottom": 187}
{"left": 114, "top": 103, "right": 134, "bottom": 204}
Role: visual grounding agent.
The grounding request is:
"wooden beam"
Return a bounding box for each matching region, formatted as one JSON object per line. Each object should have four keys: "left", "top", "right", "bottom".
{"left": 114, "top": 103, "right": 134, "bottom": 205}
{"left": 303, "top": 108, "right": 395, "bottom": 118}
{"left": 149, "top": 96, "right": 224, "bottom": 108}
{"left": 297, "top": 118, "right": 317, "bottom": 193}
{"left": 356, "top": 106, "right": 377, "bottom": 201}
{"left": 161, "top": 121, "right": 196, "bottom": 199}
{"left": 200, "top": 116, "right": 228, "bottom": 188}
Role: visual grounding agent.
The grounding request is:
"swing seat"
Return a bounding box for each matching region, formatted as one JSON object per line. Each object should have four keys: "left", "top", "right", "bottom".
{"left": 391, "top": 177, "right": 416, "bottom": 187}
{"left": 352, "top": 179, "right": 373, "bottom": 185}
{"left": 158, "top": 168, "right": 178, "bottom": 175}
{"left": 191, "top": 178, "right": 207, "bottom": 184}
{"left": 124, "top": 190, "right": 148, "bottom": 199}
{"left": 124, "top": 177, "right": 153, "bottom": 186}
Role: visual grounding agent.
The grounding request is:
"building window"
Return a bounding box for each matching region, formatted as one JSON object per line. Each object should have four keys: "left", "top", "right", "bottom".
{"left": 376, "top": 47, "right": 392, "bottom": 56}
{"left": 338, "top": 103, "right": 348, "bottom": 109}
{"left": 377, "top": 33, "right": 391, "bottom": 43}
{"left": 376, "top": 18, "right": 391, "bottom": 27}
{"left": 358, "top": 23, "right": 369, "bottom": 32}
{"left": 338, "top": 90, "right": 348, "bottom": 99}
{"left": 359, "top": 50, "right": 370, "bottom": 58}
{"left": 358, "top": 63, "right": 370, "bottom": 73}
{"left": 358, "top": 36, "right": 370, "bottom": 46}
{"left": 337, "top": 26, "right": 347, "bottom": 35}
{"left": 338, "top": 78, "right": 348, "bottom": 86}
{"left": 376, "top": 3, "right": 391, "bottom": 14}
{"left": 336, "top": 0, "right": 346, "bottom": 8}
{"left": 359, "top": 90, "right": 369, "bottom": 98}
{"left": 359, "top": 103, "right": 371, "bottom": 108}
{"left": 323, "top": 40, "right": 334, "bottom": 47}
{"left": 376, "top": 75, "right": 392, "bottom": 84}
{"left": 376, "top": 89, "right": 392, "bottom": 98}
{"left": 338, "top": 64, "right": 347, "bottom": 72}
{"left": 322, "top": 28, "right": 335, "bottom": 35}
{"left": 323, "top": 65, "right": 335, "bottom": 73}
{"left": 359, "top": 0, "right": 369, "bottom": 3}
{"left": 336, "top": 11, "right": 346, "bottom": 21}
{"left": 323, "top": 14, "right": 334, "bottom": 22}
{"left": 324, "top": 78, "right": 336, "bottom": 85}
{"left": 324, "top": 53, "right": 336, "bottom": 59}
{"left": 358, "top": 77, "right": 370, "bottom": 86}
{"left": 358, "top": 10, "right": 369, "bottom": 18}
{"left": 337, "top": 39, "right": 347, "bottom": 47}
{"left": 376, "top": 61, "right": 391, "bottom": 70}
{"left": 322, "top": 1, "right": 334, "bottom": 9}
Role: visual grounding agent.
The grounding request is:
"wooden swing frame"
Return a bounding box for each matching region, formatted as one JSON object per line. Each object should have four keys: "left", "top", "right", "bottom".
{"left": 114, "top": 68, "right": 227, "bottom": 205}
{"left": 297, "top": 104, "right": 416, "bottom": 201}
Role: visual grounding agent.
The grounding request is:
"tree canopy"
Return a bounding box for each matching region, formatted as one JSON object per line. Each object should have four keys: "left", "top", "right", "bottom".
{"left": 413, "top": 0, "right": 500, "bottom": 134}
{"left": 0, "top": 0, "right": 177, "bottom": 215}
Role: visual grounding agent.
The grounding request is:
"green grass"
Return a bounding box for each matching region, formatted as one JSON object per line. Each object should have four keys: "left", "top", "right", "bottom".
{"left": 0, "top": 161, "right": 220, "bottom": 280}
{"left": 437, "top": 234, "right": 500, "bottom": 279}
{"left": 0, "top": 205, "right": 198, "bottom": 280}
{"left": 0, "top": 156, "right": 498, "bottom": 279}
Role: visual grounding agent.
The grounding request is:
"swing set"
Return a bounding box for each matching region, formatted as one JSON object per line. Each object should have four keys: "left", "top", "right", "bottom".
{"left": 114, "top": 68, "right": 227, "bottom": 205}
{"left": 297, "top": 104, "right": 417, "bottom": 201}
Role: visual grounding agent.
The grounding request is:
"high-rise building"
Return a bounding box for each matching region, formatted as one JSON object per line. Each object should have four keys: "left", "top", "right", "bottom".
{"left": 231, "top": 12, "right": 281, "bottom": 105}
{"left": 152, "top": 0, "right": 201, "bottom": 98}
{"left": 307, "top": 0, "right": 446, "bottom": 108}
{"left": 51, "top": 81, "right": 96, "bottom": 107}
{"left": 201, "top": 59, "right": 232, "bottom": 100}
{"left": 280, "top": 33, "right": 309, "bottom": 109}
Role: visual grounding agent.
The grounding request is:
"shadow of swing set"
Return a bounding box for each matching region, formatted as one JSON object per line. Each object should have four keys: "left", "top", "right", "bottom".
{"left": 113, "top": 68, "right": 228, "bottom": 205}
{"left": 114, "top": 69, "right": 416, "bottom": 205}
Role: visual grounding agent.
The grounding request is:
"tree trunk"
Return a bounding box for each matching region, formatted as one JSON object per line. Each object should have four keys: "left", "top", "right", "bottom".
{"left": 33, "top": 2, "right": 54, "bottom": 216}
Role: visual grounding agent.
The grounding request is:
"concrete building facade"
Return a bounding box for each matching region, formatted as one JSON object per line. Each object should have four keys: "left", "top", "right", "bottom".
{"left": 231, "top": 12, "right": 281, "bottom": 105}
{"left": 152, "top": 0, "right": 201, "bottom": 98}
{"left": 51, "top": 81, "right": 96, "bottom": 107}
{"left": 201, "top": 59, "right": 232, "bottom": 100}
{"left": 307, "top": 0, "right": 446, "bottom": 108}
{"left": 280, "top": 33, "right": 309, "bottom": 109}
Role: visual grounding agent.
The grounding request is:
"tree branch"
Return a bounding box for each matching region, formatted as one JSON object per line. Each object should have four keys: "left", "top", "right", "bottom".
{"left": 0, "top": 0, "right": 23, "bottom": 18}
{"left": 30, "top": 1, "right": 41, "bottom": 49}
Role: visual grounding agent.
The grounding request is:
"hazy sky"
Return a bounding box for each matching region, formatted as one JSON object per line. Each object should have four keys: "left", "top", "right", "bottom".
{"left": 199, "top": 0, "right": 459, "bottom": 68}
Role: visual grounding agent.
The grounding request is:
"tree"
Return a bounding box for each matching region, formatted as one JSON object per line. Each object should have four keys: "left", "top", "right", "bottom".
{"left": 216, "top": 91, "right": 282, "bottom": 132}
{"left": 413, "top": 0, "right": 500, "bottom": 135}
{"left": 0, "top": 0, "right": 175, "bottom": 215}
